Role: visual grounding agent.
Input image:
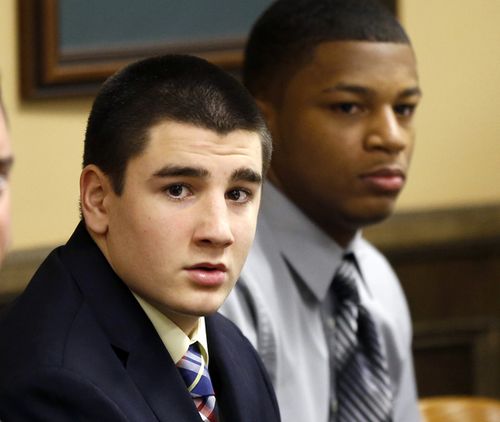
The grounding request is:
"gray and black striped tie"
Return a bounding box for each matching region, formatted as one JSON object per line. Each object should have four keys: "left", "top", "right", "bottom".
{"left": 333, "top": 255, "right": 393, "bottom": 422}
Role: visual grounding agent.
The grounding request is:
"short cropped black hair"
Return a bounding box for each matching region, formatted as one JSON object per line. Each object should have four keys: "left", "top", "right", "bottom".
{"left": 244, "top": 0, "right": 411, "bottom": 98}
{"left": 84, "top": 54, "right": 272, "bottom": 194}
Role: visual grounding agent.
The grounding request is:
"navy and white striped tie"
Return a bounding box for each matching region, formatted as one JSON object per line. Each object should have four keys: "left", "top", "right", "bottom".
{"left": 177, "top": 343, "right": 218, "bottom": 422}
{"left": 333, "top": 256, "right": 393, "bottom": 422}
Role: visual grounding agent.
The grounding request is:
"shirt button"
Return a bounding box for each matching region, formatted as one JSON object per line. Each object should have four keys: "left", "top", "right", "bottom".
{"left": 327, "top": 317, "right": 336, "bottom": 331}
{"left": 331, "top": 399, "right": 338, "bottom": 413}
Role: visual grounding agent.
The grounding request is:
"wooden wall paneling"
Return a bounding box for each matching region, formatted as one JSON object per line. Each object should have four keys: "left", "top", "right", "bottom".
{"left": 365, "top": 204, "right": 500, "bottom": 398}
{"left": 412, "top": 319, "right": 500, "bottom": 397}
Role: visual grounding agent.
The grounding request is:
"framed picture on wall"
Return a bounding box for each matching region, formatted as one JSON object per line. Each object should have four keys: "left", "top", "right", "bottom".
{"left": 19, "top": 0, "right": 397, "bottom": 99}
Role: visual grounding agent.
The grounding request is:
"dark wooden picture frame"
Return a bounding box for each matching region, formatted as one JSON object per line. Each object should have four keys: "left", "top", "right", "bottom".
{"left": 19, "top": 0, "right": 397, "bottom": 99}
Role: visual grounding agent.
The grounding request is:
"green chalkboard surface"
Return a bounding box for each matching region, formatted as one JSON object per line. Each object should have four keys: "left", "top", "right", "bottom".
{"left": 59, "top": 0, "right": 272, "bottom": 54}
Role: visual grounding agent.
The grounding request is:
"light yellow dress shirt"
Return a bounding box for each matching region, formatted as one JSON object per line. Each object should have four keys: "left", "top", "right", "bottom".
{"left": 132, "top": 293, "right": 209, "bottom": 366}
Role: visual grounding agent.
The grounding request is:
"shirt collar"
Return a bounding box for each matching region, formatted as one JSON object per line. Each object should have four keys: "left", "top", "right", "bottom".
{"left": 132, "top": 293, "right": 209, "bottom": 365}
{"left": 261, "top": 182, "right": 364, "bottom": 301}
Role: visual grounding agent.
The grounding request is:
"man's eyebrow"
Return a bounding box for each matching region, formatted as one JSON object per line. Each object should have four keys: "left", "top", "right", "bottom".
{"left": 322, "top": 83, "right": 370, "bottom": 95}
{"left": 152, "top": 164, "right": 262, "bottom": 184}
{"left": 323, "top": 84, "right": 422, "bottom": 98}
{"left": 152, "top": 165, "right": 209, "bottom": 179}
{"left": 399, "top": 87, "right": 422, "bottom": 98}
{"left": 231, "top": 167, "right": 262, "bottom": 184}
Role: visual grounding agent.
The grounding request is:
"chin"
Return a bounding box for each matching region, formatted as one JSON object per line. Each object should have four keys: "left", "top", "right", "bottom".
{"left": 361, "top": 208, "right": 395, "bottom": 226}
{"left": 348, "top": 201, "right": 397, "bottom": 228}
{"left": 191, "top": 295, "right": 227, "bottom": 317}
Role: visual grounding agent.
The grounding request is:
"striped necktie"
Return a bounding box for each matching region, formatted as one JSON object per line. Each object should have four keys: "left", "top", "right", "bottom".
{"left": 176, "top": 343, "right": 218, "bottom": 422}
{"left": 332, "top": 255, "right": 393, "bottom": 422}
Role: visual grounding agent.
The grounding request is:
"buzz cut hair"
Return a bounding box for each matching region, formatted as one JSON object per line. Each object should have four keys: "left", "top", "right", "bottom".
{"left": 244, "top": 0, "right": 411, "bottom": 99}
{"left": 84, "top": 54, "right": 272, "bottom": 194}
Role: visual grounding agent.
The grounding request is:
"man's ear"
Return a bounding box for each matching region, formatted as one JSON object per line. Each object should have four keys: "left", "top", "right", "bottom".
{"left": 255, "top": 97, "right": 282, "bottom": 187}
{"left": 256, "top": 98, "right": 284, "bottom": 158}
{"left": 255, "top": 98, "right": 278, "bottom": 138}
{"left": 80, "top": 165, "right": 113, "bottom": 235}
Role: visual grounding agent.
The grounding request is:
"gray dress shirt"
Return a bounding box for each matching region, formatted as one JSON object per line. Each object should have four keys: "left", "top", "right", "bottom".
{"left": 221, "top": 183, "right": 421, "bottom": 422}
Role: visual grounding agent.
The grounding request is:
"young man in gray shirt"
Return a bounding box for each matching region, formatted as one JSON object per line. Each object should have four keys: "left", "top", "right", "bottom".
{"left": 222, "top": 0, "right": 422, "bottom": 421}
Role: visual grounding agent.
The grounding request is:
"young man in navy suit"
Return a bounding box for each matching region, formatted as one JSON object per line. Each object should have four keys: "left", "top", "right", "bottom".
{"left": 0, "top": 54, "right": 280, "bottom": 421}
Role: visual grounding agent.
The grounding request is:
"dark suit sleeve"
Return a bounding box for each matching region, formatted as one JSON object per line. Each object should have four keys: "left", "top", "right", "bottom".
{"left": 0, "top": 367, "right": 129, "bottom": 422}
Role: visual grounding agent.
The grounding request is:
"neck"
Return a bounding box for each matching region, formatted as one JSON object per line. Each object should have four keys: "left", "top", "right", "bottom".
{"left": 266, "top": 175, "right": 357, "bottom": 248}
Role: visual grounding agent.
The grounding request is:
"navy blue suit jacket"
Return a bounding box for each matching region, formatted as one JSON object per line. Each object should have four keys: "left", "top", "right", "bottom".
{"left": 0, "top": 223, "right": 280, "bottom": 421}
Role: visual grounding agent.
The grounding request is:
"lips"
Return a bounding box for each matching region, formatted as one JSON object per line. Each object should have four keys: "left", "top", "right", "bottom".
{"left": 360, "top": 167, "right": 406, "bottom": 193}
{"left": 185, "top": 263, "right": 227, "bottom": 287}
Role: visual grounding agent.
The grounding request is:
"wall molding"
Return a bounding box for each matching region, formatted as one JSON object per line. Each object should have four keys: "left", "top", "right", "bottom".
{"left": 364, "top": 202, "right": 500, "bottom": 254}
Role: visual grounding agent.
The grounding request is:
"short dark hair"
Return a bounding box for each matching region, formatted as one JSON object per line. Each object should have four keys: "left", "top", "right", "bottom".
{"left": 244, "top": 0, "right": 411, "bottom": 98}
{"left": 84, "top": 54, "right": 272, "bottom": 194}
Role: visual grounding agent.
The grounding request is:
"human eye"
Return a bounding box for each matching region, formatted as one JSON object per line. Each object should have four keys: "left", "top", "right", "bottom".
{"left": 0, "top": 160, "right": 12, "bottom": 196}
{"left": 394, "top": 103, "right": 417, "bottom": 118}
{"left": 330, "top": 102, "right": 363, "bottom": 115}
{"left": 226, "top": 188, "right": 252, "bottom": 204}
{"left": 164, "top": 183, "right": 192, "bottom": 200}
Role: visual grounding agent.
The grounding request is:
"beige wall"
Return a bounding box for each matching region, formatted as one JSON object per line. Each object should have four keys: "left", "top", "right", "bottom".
{"left": 1, "top": 0, "right": 91, "bottom": 251}
{"left": 1, "top": 0, "right": 499, "bottom": 251}
{"left": 400, "top": 0, "right": 500, "bottom": 211}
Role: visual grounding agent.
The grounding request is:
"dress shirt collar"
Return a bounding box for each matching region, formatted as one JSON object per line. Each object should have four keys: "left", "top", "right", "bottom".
{"left": 132, "top": 293, "right": 209, "bottom": 365}
{"left": 261, "top": 182, "right": 363, "bottom": 302}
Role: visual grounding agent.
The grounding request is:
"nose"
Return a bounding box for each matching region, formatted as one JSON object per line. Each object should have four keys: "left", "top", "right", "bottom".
{"left": 193, "top": 196, "right": 234, "bottom": 248}
{"left": 364, "top": 107, "right": 408, "bottom": 153}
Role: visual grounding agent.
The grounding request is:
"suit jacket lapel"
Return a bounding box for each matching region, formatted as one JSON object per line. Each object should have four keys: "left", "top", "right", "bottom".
{"left": 206, "top": 314, "right": 259, "bottom": 422}
{"left": 125, "top": 328, "right": 200, "bottom": 421}
{"left": 61, "top": 223, "right": 201, "bottom": 421}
